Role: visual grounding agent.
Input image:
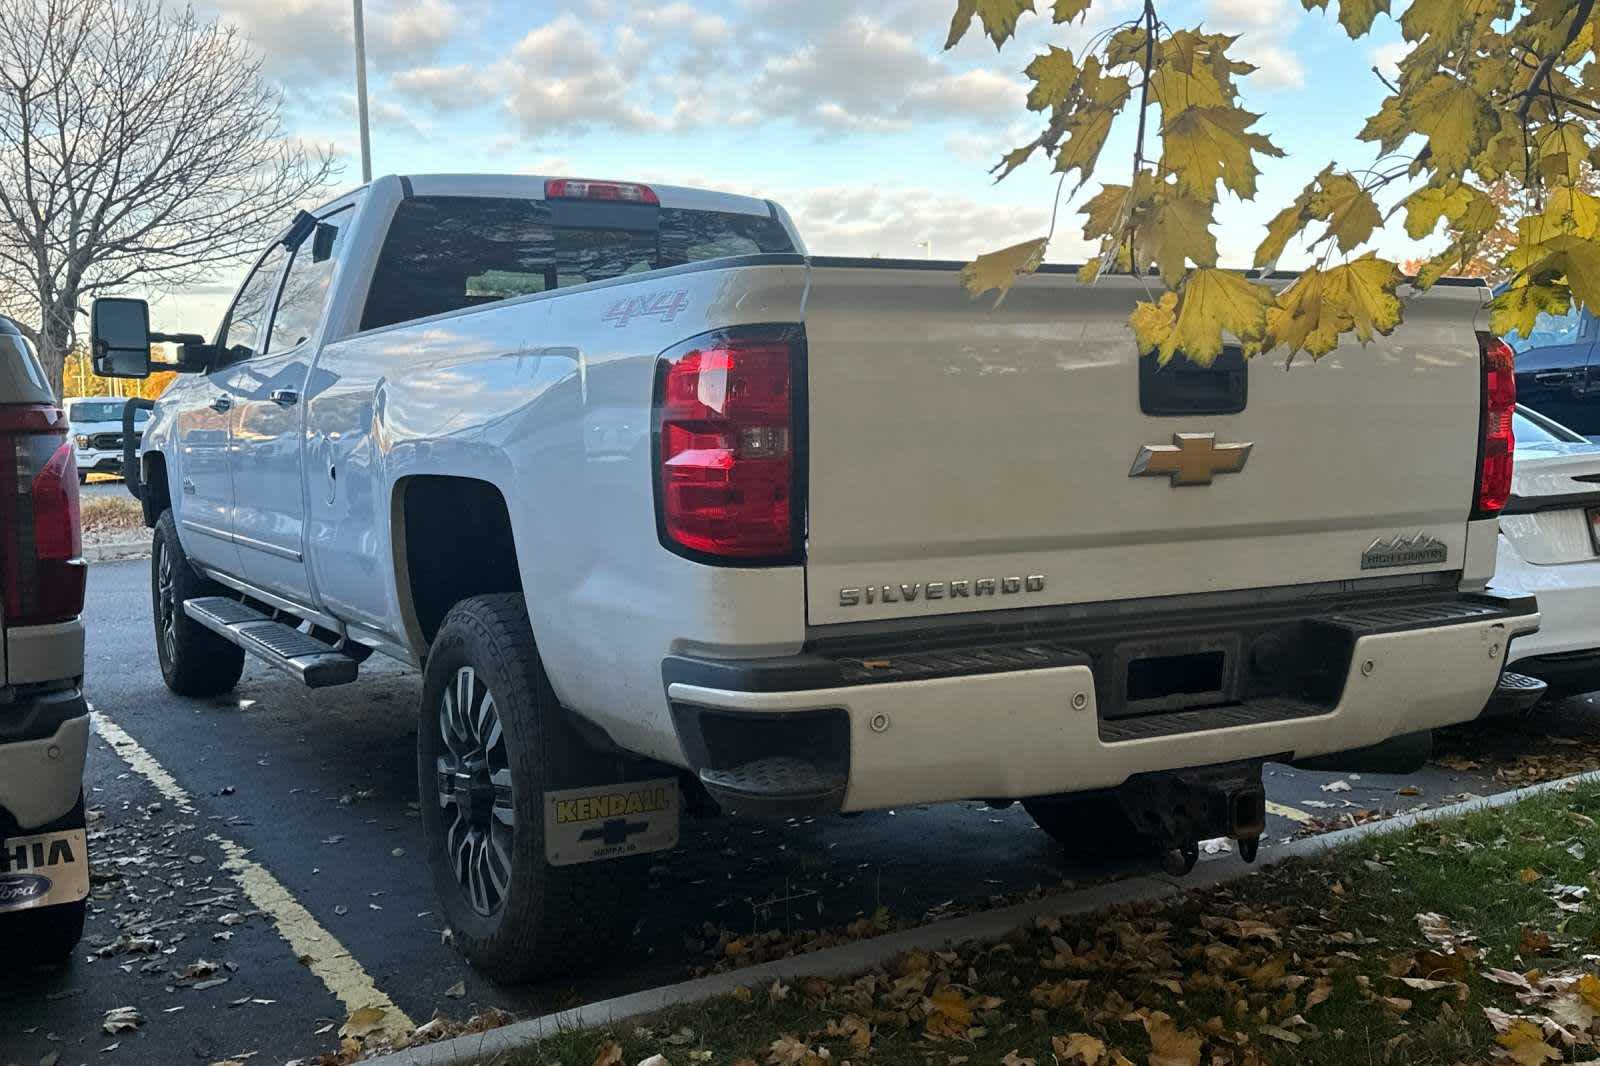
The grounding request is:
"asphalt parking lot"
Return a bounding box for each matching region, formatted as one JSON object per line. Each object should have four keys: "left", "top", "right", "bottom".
{"left": 4, "top": 556, "right": 1598, "bottom": 1066}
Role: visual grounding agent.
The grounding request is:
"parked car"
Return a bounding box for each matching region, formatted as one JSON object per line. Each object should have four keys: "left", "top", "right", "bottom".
{"left": 63, "top": 395, "right": 149, "bottom": 482}
{"left": 1489, "top": 406, "right": 1600, "bottom": 700}
{"left": 90, "top": 174, "right": 1538, "bottom": 982}
{"left": 0, "top": 315, "right": 90, "bottom": 960}
{"left": 1505, "top": 300, "right": 1599, "bottom": 441}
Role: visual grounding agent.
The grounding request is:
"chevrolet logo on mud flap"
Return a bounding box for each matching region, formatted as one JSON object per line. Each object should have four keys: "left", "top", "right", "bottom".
{"left": 1130, "top": 433, "right": 1253, "bottom": 486}
{"left": 544, "top": 778, "right": 680, "bottom": 867}
{"left": 579, "top": 819, "right": 650, "bottom": 846}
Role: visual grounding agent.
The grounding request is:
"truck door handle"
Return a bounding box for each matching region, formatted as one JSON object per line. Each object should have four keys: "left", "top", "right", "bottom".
{"left": 270, "top": 389, "right": 300, "bottom": 406}
{"left": 1534, "top": 371, "right": 1574, "bottom": 385}
{"left": 210, "top": 397, "right": 232, "bottom": 413}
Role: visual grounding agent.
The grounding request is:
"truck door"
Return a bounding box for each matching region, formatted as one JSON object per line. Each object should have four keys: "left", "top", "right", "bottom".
{"left": 226, "top": 207, "right": 356, "bottom": 605}
{"left": 175, "top": 244, "right": 289, "bottom": 575}
{"left": 1510, "top": 303, "right": 1598, "bottom": 438}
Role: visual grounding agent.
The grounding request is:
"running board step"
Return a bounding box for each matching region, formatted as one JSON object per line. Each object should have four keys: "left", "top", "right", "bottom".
{"left": 183, "top": 597, "right": 359, "bottom": 688}
{"left": 1479, "top": 670, "right": 1548, "bottom": 718}
{"left": 699, "top": 757, "right": 847, "bottom": 818}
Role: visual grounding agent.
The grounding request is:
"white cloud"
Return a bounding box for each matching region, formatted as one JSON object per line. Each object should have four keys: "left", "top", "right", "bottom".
{"left": 1204, "top": 0, "right": 1305, "bottom": 91}
{"left": 1371, "top": 41, "right": 1411, "bottom": 79}
{"left": 203, "top": 0, "right": 465, "bottom": 77}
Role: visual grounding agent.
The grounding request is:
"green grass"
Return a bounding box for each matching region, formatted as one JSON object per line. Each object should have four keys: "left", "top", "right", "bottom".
{"left": 477, "top": 782, "right": 1600, "bottom": 1066}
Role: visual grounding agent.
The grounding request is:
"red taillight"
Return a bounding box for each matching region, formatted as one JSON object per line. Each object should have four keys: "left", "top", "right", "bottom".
{"left": 1474, "top": 332, "right": 1516, "bottom": 518}
{"left": 655, "top": 328, "right": 801, "bottom": 561}
{"left": 0, "top": 404, "right": 85, "bottom": 626}
{"left": 544, "top": 178, "right": 659, "bottom": 205}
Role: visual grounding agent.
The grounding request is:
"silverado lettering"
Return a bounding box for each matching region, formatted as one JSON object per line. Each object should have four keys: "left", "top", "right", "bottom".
{"left": 839, "top": 575, "right": 1046, "bottom": 607}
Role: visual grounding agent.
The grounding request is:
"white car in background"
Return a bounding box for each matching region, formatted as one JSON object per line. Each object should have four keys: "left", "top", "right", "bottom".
{"left": 63, "top": 396, "right": 148, "bottom": 482}
{"left": 1492, "top": 406, "right": 1600, "bottom": 700}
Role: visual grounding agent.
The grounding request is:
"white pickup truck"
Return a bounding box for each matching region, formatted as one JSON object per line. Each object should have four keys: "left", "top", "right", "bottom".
{"left": 90, "top": 174, "right": 1539, "bottom": 982}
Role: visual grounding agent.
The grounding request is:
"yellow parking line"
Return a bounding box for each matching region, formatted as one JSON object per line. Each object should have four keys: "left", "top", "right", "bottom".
{"left": 95, "top": 712, "right": 415, "bottom": 1037}
{"left": 1265, "top": 800, "right": 1315, "bottom": 825}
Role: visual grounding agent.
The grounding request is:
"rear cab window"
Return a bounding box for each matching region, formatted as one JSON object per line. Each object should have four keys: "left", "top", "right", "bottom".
{"left": 360, "top": 194, "right": 796, "bottom": 332}
{"left": 0, "top": 318, "right": 54, "bottom": 406}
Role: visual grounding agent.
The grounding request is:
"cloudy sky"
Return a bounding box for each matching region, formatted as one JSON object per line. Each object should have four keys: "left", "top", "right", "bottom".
{"left": 155, "top": 0, "right": 1419, "bottom": 331}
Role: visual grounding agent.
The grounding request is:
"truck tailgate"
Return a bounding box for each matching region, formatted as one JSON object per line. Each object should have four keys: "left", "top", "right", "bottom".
{"left": 800, "top": 261, "right": 1488, "bottom": 626}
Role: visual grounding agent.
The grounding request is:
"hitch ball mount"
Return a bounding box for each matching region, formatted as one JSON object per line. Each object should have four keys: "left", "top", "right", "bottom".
{"left": 1113, "top": 760, "right": 1270, "bottom": 877}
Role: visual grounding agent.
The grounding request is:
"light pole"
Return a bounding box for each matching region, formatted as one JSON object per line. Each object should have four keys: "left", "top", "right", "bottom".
{"left": 352, "top": 0, "right": 373, "bottom": 183}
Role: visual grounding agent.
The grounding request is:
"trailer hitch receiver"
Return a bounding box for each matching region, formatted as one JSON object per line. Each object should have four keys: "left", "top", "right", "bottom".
{"left": 1114, "top": 759, "right": 1271, "bottom": 875}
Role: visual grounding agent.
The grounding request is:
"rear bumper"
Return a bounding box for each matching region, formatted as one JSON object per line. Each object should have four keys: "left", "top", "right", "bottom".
{"left": 0, "top": 689, "right": 89, "bottom": 831}
{"left": 1494, "top": 557, "right": 1600, "bottom": 662}
{"left": 666, "top": 592, "right": 1538, "bottom": 813}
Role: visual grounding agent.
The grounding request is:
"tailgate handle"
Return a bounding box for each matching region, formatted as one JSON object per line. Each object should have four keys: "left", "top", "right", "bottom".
{"left": 1139, "top": 347, "right": 1248, "bottom": 417}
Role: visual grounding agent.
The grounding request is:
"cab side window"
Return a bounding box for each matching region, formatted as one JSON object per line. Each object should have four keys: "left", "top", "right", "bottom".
{"left": 217, "top": 245, "right": 291, "bottom": 364}
{"left": 268, "top": 210, "right": 353, "bottom": 353}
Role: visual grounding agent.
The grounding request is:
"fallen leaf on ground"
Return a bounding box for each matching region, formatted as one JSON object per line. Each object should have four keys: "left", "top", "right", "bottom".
{"left": 1144, "top": 1012, "right": 1203, "bottom": 1066}
{"left": 1496, "top": 1019, "right": 1561, "bottom": 1066}
{"left": 445, "top": 980, "right": 466, "bottom": 999}
{"left": 340, "top": 1005, "right": 389, "bottom": 1040}
{"left": 592, "top": 1040, "right": 623, "bottom": 1066}
{"left": 1051, "top": 1033, "right": 1106, "bottom": 1064}
{"left": 1321, "top": 780, "right": 1352, "bottom": 792}
{"left": 103, "top": 1006, "right": 143, "bottom": 1034}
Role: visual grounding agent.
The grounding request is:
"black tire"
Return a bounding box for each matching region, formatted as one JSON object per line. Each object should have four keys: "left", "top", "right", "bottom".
{"left": 418, "top": 594, "right": 645, "bottom": 983}
{"left": 151, "top": 510, "right": 245, "bottom": 698}
{"left": 1023, "top": 792, "right": 1161, "bottom": 861}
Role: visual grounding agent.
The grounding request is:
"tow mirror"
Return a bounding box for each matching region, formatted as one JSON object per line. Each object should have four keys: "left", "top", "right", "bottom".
{"left": 90, "top": 297, "right": 151, "bottom": 379}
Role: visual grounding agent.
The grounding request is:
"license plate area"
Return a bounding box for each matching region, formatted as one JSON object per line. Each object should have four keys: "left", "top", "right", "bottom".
{"left": 1104, "top": 635, "right": 1242, "bottom": 720}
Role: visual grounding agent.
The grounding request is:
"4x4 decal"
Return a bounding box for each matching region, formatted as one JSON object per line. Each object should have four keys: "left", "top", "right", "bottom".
{"left": 602, "top": 289, "right": 690, "bottom": 328}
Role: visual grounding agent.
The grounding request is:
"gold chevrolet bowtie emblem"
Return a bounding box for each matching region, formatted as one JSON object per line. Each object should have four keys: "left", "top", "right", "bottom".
{"left": 1129, "top": 433, "right": 1253, "bottom": 486}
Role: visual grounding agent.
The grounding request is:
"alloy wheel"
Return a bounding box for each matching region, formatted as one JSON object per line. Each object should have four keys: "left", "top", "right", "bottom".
{"left": 156, "top": 544, "right": 178, "bottom": 665}
{"left": 435, "top": 666, "right": 516, "bottom": 917}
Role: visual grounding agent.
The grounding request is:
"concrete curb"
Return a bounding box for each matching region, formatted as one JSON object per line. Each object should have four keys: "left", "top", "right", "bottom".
{"left": 364, "top": 768, "right": 1600, "bottom": 1066}
{"left": 84, "top": 539, "right": 149, "bottom": 562}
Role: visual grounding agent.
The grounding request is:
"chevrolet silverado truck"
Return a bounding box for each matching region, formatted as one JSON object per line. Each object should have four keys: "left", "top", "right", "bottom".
{"left": 89, "top": 174, "right": 1539, "bottom": 982}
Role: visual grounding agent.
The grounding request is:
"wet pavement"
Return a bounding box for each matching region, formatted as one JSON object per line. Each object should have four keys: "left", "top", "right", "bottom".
{"left": 3, "top": 557, "right": 1597, "bottom": 1066}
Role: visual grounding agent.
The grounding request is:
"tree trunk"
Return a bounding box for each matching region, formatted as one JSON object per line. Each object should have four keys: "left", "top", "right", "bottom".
{"left": 38, "top": 295, "right": 74, "bottom": 401}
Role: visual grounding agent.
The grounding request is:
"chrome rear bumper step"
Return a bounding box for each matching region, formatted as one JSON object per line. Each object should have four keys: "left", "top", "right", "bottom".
{"left": 183, "top": 596, "right": 359, "bottom": 688}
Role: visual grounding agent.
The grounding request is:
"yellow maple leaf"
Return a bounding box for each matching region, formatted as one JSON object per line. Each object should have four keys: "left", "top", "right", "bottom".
{"left": 1496, "top": 1020, "right": 1560, "bottom": 1066}
{"left": 1161, "top": 105, "right": 1283, "bottom": 201}
{"left": 1408, "top": 75, "right": 1494, "bottom": 174}
{"left": 1135, "top": 269, "right": 1273, "bottom": 366}
{"left": 993, "top": 143, "right": 1036, "bottom": 181}
{"left": 1491, "top": 281, "right": 1574, "bottom": 338}
{"left": 1543, "top": 185, "right": 1600, "bottom": 239}
{"left": 1140, "top": 192, "right": 1217, "bottom": 286}
{"left": 1399, "top": 0, "right": 1470, "bottom": 42}
{"left": 959, "top": 236, "right": 1048, "bottom": 305}
{"left": 944, "top": 0, "right": 1035, "bottom": 49}
{"left": 1326, "top": 255, "right": 1405, "bottom": 344}
{"left": 591, "top": 1041, "right": 624, "bottom": 1066}
{"left": 1403, "top": 184, "right": 1478, "bottom": 240}
{"left": 1130, "top": 292, "right": 1178, "bottom": 354}
{"left": 1053, "top": 0, "right": 1091, "bottom": 22}
{"left": 1025, "top": 46, "right": 1078, "bottom": 111}
{"left": 1054, "top": 108, "right": 1117, "bottom": 185}
{"left": 1539, "top": 124, "right": 1589, "bottom": 184}
{"left": 1051, "top": 1033, "right": 1107, "bottom": 1064}
{"left": 1308, "top": 173, "right": 1381, "bottom": 254}
{"left": 1300, "top": 0, "right": 1391, "bottom": 38}
{"left": 1080, "top": 183, "right": 1134, "bottom": 239}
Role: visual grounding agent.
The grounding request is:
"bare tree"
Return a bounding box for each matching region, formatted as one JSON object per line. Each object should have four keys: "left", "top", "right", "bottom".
{"left": 0, "top": 0, "right": 337, "bottom": 397}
